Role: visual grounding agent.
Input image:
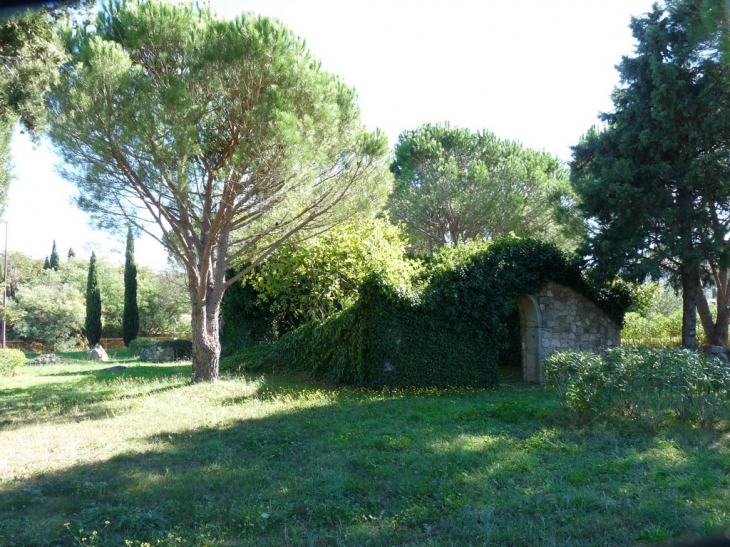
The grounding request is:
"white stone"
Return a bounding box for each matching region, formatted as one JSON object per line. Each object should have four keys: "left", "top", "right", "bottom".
{"left": 86, "top": 344, "right": 109, "bottom": 362}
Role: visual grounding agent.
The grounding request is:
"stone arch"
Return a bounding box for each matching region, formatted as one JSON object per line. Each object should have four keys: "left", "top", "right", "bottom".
{"left": 515, "top": 282, "right": 621, "bottom": 384}
{"left": 517, "top": 294, "right": 543, "bottom": 384}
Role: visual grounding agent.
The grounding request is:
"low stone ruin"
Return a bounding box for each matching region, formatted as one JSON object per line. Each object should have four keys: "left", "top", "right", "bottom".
{"left": 140, "top": 346, "right": 182, "bottom": 363}
{"left": 29, "top": 353, "right": 67, "bottom": 365}
{"left": 518, "top": 281, "right": 621, "bottom": 383}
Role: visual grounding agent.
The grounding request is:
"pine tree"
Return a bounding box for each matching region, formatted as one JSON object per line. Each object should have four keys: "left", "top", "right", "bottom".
{"left": 122, "top": 227, "right": 139, "bottom": 347}
{"left": 85, "top": 251, "right": 102, "bottom": 347}
{"left": 46, "top": 0, "right": 391, "bottom": 382}
{"left": 49, "top": 240, "right": 60, "bottom": 270}
{"left": 68, "top": 248, "right": 75, "bottom": 259}
{"left": 43, "top": 256, "right": 50, "bottom": 270}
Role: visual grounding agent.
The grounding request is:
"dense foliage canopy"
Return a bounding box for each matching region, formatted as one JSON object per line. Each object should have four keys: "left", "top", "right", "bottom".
{"left": 0, "top": 0, "right": 93, "bottom": 214}
{"left": 4, "top": 250, "right": 190, "bottom": 349}
{"left": 12, "top": 270, "right": 85, "bottom": 350}
{"left": 222, "top": 218, "right": 418, "bottom": 349}
{"left": 388, "top": 123, "right": 583, "bottom": 254}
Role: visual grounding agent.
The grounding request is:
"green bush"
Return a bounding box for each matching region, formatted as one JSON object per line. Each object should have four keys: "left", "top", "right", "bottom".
{"left": 545, "top": 348, "right": 730, "bottom": 429}
{"left": 0, "top": 348, "right": 26, "bottom": 376}
{"left": 221, "top": 219, "right": 416, "bottom": 351}
{"left": 220, "top": 273, "right": 277, "bottom": 354}
{"left": 621, "top": 286, "right": 709, "bottom": 347}
{"left": 621, "top": 310, "right": 685, "bottom": 346}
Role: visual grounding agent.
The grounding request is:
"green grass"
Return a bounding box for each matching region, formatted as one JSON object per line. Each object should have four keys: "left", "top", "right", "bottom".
{"left": 1, "top": 358, "right": 729, "bottom": 546}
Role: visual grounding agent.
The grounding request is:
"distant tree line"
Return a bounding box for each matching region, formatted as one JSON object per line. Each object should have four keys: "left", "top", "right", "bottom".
{"left": 2, "top": 245, "right": 190, "bottom": 351}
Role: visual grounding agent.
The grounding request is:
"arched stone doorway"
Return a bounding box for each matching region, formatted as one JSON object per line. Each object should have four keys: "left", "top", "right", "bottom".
{"left": 517, "top": 294, "right": 542, "bottom": 383}
{"left": 516, "top": 282, "right": 622, "bottom": 384}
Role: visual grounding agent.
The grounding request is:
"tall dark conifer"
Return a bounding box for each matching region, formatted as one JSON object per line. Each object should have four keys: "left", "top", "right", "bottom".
{"left": 85, "top": 251, "right": 102, "bottom": 347}
{"left": 49, "top": 240, "right": 60, "bottom": 270}
{"left": 68, "top": 248, "right": 75, "bottom": 259}
{"left": 570, "top": 2, "right": 730, "bottom": 348}
{"left": 43, "top": 256, "right": 50, "bottom": 270}
{"left": 122, "top": 227, "right": 139, "bottom": 346}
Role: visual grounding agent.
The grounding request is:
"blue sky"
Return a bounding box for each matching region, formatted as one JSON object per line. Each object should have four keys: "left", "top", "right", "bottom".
{"left": 5, "top": 0, "right": 657, "bottom": 269}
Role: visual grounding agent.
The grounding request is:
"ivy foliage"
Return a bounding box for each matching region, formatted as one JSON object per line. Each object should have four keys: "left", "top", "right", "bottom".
{"left": 223, "top": 237, "right": 632, "bottom": 389}
{"left": 221, "top": 219, "right": 417, "bottom": 351}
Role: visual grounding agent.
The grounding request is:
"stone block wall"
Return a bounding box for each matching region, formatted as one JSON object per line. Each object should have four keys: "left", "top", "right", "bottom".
{"left": 519, "top": 281, "right": 621, "bottom": 383}
{"left": 536, "top": 281, "right": 621, "bottom": 352}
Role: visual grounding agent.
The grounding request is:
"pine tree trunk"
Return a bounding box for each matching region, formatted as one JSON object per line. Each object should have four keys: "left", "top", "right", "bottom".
{"left": 190, "top": 291, "right": 222, "bottom": 383}
{"left": 711, "top": 311, "right": 730, "bottom": 347}
{"left": 681, "top": 267, "right": 700, "bottom": 350}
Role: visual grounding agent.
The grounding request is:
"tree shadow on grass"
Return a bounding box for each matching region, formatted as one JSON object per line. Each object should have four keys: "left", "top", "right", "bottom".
{"left": 0, "top": 381, "right": 728, "bottom": 546}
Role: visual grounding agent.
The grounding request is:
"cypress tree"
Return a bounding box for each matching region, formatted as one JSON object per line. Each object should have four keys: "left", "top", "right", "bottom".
{"left": 49, "top": 240, "right": 60, "bottom": 270}
{"left": 68, "top": 247, "right": 75, "bottom": 259}
{"left": 43, "top": 256, "right": 50, "bottom": 270}
{"left": 85, "top": 251, "right": 102, "bottom": 347}
{"left": 122, "top": 227, "right": 139, "bottom": 346}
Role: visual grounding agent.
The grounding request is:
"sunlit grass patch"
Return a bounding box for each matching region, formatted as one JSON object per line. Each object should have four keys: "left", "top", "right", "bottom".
{"left": 0, "top": 361, "right": 192, "bottom": 429}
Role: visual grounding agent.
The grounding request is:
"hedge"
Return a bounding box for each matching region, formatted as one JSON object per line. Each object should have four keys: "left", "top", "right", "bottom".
{"left": 223, "top": 237, "right": 632, "bottom": 388}
{"left": 129, "top": 338, "right": 192, "bottom": 361}
{"left": 545, "top": 348, "right": 730, "bottom": 429}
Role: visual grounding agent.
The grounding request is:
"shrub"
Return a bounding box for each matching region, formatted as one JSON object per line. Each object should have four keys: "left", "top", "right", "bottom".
{"left": 621, "top": 310, "right": 686, "bottom": 347}
{"left": 221, "top": 219, "right": 417, "bottom": 350}
{"left": 545, "top": 348, "right": 730, "bottom": 429}
{"left": 0, "top": 348, "right": 26, "bottom": 376}
{"left": 10, "top": 277, "right": 85, "bottom": 351}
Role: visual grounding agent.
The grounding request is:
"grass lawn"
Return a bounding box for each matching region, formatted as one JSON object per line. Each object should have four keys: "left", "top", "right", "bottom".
{"left": 1, "top": 354, "right": 729, "bottom": 546}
